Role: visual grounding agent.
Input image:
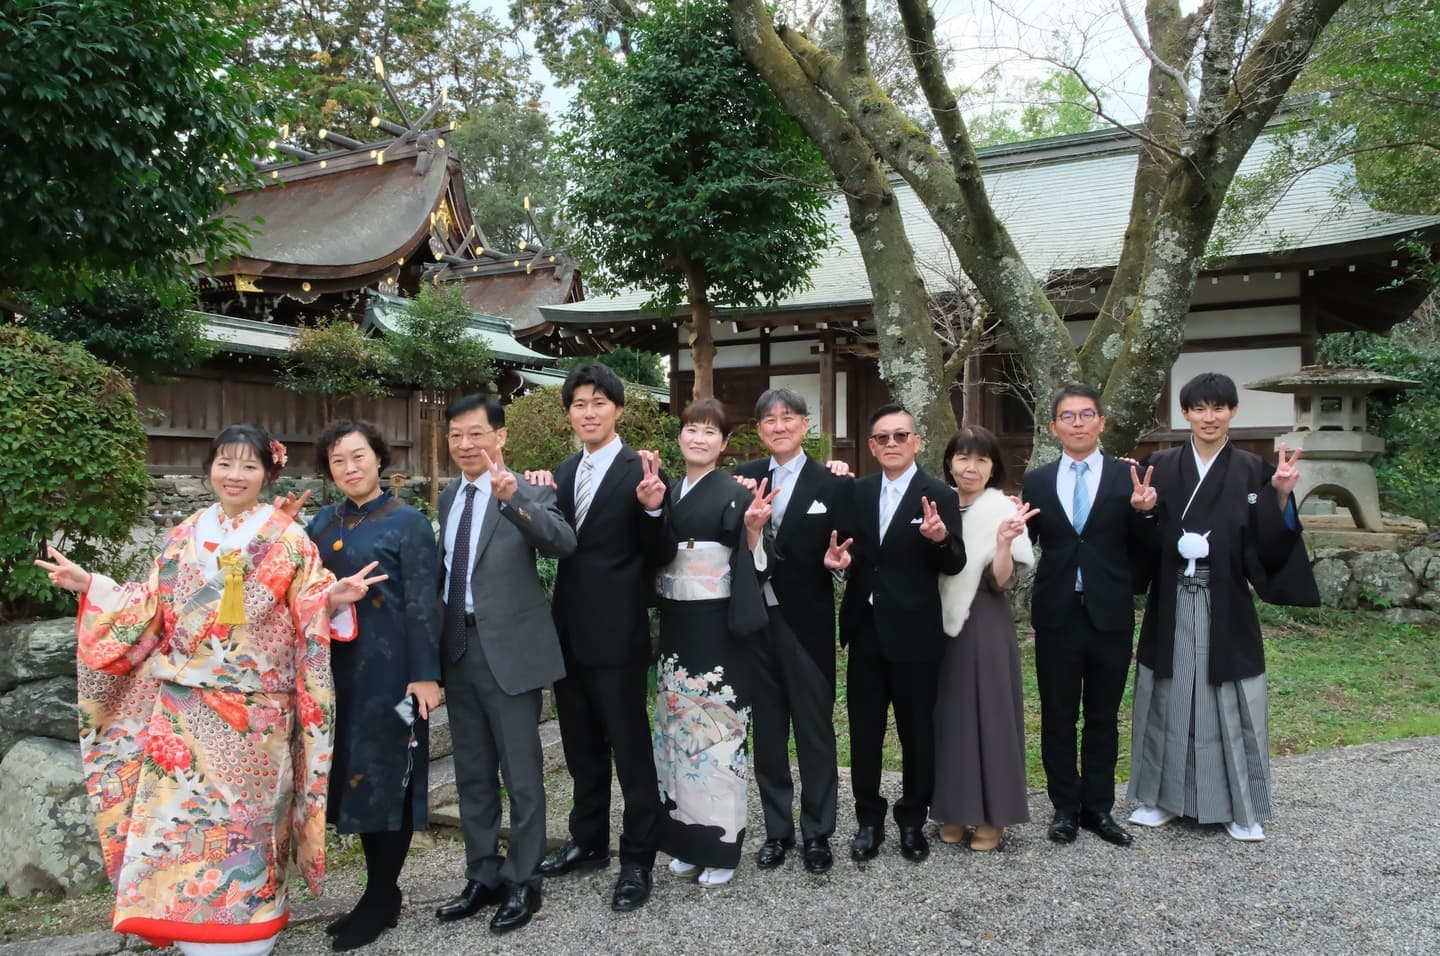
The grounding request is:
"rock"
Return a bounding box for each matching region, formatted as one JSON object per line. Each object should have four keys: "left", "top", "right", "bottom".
{"left": 0, "top": 677, "right": 79, "bottom": 741}
{"left": 1346, "top": 550, "right": 1418, "bottom": 610}
{"left": 0, "top": 737, "right": 106, "bottom": 897}
{"left": 429, "top": 704, "right": 452, "bottom": 760}
{"left": 1402, "top": 546, "right": 1434, "bottom": 581}
{"left": 1379, "top": 608, "right": 1440, "bottom": 626}
{"left": 0, "top": 618, "right": 78, "bottom": 692}
{"left": 1310, "top": 558, "right": 1354, "bottom": 609}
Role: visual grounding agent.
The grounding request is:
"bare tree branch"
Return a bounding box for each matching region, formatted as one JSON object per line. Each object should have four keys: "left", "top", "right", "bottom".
{"left": 1119, "top": 0, "right": 1200, "bottom": 113}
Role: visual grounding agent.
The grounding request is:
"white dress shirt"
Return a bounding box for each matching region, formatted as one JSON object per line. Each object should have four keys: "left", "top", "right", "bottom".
{"left": 1055, "top": 447, "right": 1105, "bottom": 526}
{"left": 577, "top": 434, "right": 623, "bottom": 510}
{"left": 768, "top": 452, "right": 806, "bottom": 528}
{"left": 879, "top": 462, "right": 918, "bottom": 537}
{"left": 443, "top": 472, "right": 492, "bottom": 614}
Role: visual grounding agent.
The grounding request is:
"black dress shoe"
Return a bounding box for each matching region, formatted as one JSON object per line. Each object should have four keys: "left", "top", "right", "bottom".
{"left": 1080, "top": 810, "right": 1134, "bottom": 847}
{"left": 538, "top": 838, "right": 610, "bottom": 877}
{"left": 802, "top": 837, "right": 833, "bottom": 873}
{"left": 850, "top": 824, "right": 884, "bottom": 862}
{"left": 332, "top": 886, "right": 401, "bottom": 951}
{"left": 898, "top": 825, "right": 929, "bottom": 862}
{"left": 1048, "top": 811, "right": 1080, "bottom": 844}
{"left": 756, "top": 837, "right": 793, "bottom": 869}
{"left": 611, "top": 863, "right": 653, "bottom": 912}
{"left": 489, "top": 883, "right": 541, "bottom": 935}
{"left": 435, "top": 879, "right": 505, "bottom": 921}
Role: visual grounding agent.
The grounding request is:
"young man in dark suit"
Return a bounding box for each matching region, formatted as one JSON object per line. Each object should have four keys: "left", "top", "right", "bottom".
{"left": 824, "top": 404, "right": 966, "bottom": 864}
{"left": 1021, "top": 384, "right": 1149, "bottom": 848}
{"left": 433, "top": 396, "right": 577, "bottom": 934}
{"left": 534, "top": 364, "right": 676, "bottom": 912}
{"left": 734, "top": 388, "right": 849, "bottom": 873}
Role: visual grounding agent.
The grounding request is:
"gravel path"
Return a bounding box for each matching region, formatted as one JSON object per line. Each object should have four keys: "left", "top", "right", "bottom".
{"left": 7, "top": 737, "right": 1437, "bottom": 956}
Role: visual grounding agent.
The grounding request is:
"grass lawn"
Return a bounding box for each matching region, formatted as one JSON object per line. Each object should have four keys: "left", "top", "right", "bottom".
{"left": 829, "top": 605, "right": 1440, "bottom": 788}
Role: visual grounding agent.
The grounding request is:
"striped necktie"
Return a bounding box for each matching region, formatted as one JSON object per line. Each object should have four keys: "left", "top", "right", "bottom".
{"left": 574, "top": 458, "right": 595, "bottom": 529}
{"left": 1072, "top": 460, "right": 1089, "bottom": 591}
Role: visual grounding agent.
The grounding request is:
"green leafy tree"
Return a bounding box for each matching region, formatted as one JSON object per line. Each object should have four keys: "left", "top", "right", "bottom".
{"left": 968, "top": 71, "right": 1106, "bottom": 147}
{"left": 1, "top": 0, "right": 269, "bottom": 303}
{"left": 556, "top": 0, "right": 833, "bottom": 400}
{"left": 559, "top": 348, "right": 667, "bottom": 388}
{"left": 20, "top": 272, "right": 214, "bottom": 383}
{"left": 279, "top": 315, "right": 391, "bottom": 422}
{"left": 385, "top": 284, "right": 495, "bottom": 509}
{"left": 448, "top": 101, "right": 564, "bottom": 250}
{"left": 0, "top": 328, "right": 149, "bottom": 621}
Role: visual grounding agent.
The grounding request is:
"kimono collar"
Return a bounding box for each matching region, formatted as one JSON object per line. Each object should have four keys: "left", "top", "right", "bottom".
{"left": 196, "top": 503, "right": 276, "bottom": 582}
{"left": 341, "top": 489, "right": 393, "bottom": 517}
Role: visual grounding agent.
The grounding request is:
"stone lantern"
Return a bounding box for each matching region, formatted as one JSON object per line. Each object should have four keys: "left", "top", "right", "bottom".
{"left": 1245, "top": 366, "right": 1416, "bottom": 532}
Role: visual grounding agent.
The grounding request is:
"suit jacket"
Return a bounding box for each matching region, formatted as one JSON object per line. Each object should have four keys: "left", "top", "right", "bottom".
{"left": 836, "top": 466, "right": 966, "bottom": 663}
{"left": 551, "top": 442, "right": 677, "bottom": 669}
{"left": 735, "top": 456, "right": 848, "bottom": 676}
{"left": 438, "top": 475, "right": 576, "bottom": 695}
{"left": 1022, "top": 454, "right": 1143, "bottom": 634}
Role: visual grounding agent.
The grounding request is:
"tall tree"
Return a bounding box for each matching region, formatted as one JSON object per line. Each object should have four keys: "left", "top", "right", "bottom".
{"left": 448, "top": 100, "right": 564, "bottom": 250}
{"left": 555, "top": 0, "right": 833, "bottom": 399}
{"left": 968, "top": 70, "right": 1107, "bottom": 147}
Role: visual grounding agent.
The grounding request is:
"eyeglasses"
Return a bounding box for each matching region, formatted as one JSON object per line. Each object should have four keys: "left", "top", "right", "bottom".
{"left": 447, "top": 428, "right": 496, "bottom": 442}
{"left": 869, "top": 431, "right": 914, "bottom": 446}
{"left": 1056, "top": 409, "right": 1099, "bottom": 424}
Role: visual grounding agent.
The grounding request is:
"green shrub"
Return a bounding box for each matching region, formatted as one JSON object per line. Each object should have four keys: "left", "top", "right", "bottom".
{"left": 0, "top": 328, "right": 149, "bottom": 621}
{"left": 502, "top": 385, "right": 683, "bottom": 476}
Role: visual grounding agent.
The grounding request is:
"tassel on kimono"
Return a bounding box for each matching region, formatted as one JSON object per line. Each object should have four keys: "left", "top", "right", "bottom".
{"left": 216, "top": 551, "right": 248, "bottom": 625}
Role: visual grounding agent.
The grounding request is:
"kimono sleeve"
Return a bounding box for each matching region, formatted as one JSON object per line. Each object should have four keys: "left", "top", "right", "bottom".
{"left": 721, "top": 484, "right": 768, "bottom": 639}
{"left": 1247, "top": 460, "right": 1320, "bottom": 608}
{"left": 76, "top": 531, "right": 182, "bottom": 674}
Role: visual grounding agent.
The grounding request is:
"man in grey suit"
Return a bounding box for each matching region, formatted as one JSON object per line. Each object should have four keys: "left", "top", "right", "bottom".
{"left": 433, "top": 395, "right": 577, "bottom": 935}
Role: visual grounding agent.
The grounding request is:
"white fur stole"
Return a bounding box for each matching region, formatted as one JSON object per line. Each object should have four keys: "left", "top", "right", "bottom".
{"left": 939, "top": 487, "right": 1035, "bottom": 637}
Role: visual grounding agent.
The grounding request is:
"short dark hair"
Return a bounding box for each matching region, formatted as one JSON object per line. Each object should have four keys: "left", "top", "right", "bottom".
{"left": 1050, "top": 383, "right": 1104, "bottom": 421}
{"left": 1179, "top": 372, "right": 1239, "bottom": 410}
{"left": 204, "top": 423, "right": 277, "bottom": 482}
{"left": 942, "top": 426, "right": 1006, "bottom": 489}
{"left": 315, "top": 419, "right": 392, "bottom": 479}
{"left": 445, "top": 394, "right": 505, "bottom": 428}
{"left": 868, "top": 403, "right": 915, "bottom": 432}
{"left": 755, "top": 387, "right": 807, "bottom": 420}
{"left": 561, "top": 363, "right": 626, "bottom": 409}
{"left": 679, "top": 398, "right": 730, "bottom": 436}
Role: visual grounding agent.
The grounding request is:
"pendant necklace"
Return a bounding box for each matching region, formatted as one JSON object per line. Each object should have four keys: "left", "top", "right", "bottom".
{"left": 332, "top": 503, "right": 372, "bottom": 552}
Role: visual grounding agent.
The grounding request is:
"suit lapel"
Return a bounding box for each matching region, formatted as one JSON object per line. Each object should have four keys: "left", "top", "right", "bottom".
{"left": 556, "top": 454, "right": 579, "bottom": 525}
{"left": 774, "top": 457, "right": 820, "bottom": 551}
{"left": 470, "top": 481, "right": 507, "bottom": 571}
{"left": 881, "top": 470, "right": 926, "bottom": 549}
{"left": 580, "top": 443, "right": 634, "bottom": 537}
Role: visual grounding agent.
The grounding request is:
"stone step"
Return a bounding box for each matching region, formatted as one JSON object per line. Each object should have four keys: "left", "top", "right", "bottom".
{"left": 428, "top": 703, "right": 451, "bottom": 760}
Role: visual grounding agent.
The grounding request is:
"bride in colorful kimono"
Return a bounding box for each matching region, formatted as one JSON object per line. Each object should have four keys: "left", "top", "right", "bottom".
{"left": 651, "top": 399, "right": 773, "bottom": 888}
{"left": 35, "top": 424, "right": 385, "bottom": 956}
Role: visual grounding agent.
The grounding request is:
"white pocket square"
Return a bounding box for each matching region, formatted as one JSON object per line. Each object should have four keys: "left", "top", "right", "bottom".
{"left": 806, "top": 500, "right": 828, "bottom": 515}
{"left": 909, "top": 517, "right": 923, "bottom": 524}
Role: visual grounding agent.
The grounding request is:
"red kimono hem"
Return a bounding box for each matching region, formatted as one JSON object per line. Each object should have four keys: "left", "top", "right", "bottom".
{"left": 116, "top": 913, "right": 289, "bottom": 947}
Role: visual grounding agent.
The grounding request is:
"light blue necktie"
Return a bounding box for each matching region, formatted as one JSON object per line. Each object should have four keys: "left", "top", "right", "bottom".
{"left": 1072, "top": 460, "right": 1090, "bottom": 590}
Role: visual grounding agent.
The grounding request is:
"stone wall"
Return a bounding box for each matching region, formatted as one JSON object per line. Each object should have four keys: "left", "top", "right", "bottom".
{"left": 145, "top": 475, "right": 450, "bottom": 524}
{"left": 1310, "top": 545, "right": 1440, "bottom": 624}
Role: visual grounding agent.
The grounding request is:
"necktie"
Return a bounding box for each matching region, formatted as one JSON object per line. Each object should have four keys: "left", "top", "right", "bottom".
{"left": 1072, "top": 460, "right": 1090, "bottom": 591}
{"left": 879, "top": 482, "right": 899, "bottom": 539}
{"left": 769, "top": 465, "right": 786, "bottom": 528}
{"left": 574, "top": 458, "right": 594, "bottom": 529}
{"left": 444, "top": 484, "right": 478, "bottom": 663}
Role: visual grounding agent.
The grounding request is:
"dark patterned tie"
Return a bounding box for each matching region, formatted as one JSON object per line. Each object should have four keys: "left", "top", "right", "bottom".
{"left": 444, "top": 484, "right": 478, "bottom": 663}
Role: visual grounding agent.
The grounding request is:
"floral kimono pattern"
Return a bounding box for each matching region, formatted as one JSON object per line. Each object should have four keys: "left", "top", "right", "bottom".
{"left": 75, "top": 505, "right": 347, "bottom": 947}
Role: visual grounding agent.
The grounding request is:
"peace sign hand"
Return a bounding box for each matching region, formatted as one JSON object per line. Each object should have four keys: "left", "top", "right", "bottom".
{"left": 481, "top": 449, "right": 517, "bottom": 503}
{"left": 918, "top": 496, "right": 947, "bottom": 543}
{"left": 273, "top": 488, "right": 312, "bottom": 520}
{"left": 823, "top": 531, "right": 853, "bottom": 570}
{"left": 34, "top": 545, "right": 92, "bottom": 593}
{"left": 635, "top": 450, "right": 666, "bottom": 511}
{"left": 744, "top": 477, "right": 781, "bottom": 532}
{"left": 998, "top": 502, "right": 1039, "bottom": 542}
{"left": 328, "top": 560, "right": 390, "bottom": 608}
{"left": 1130, "top": 464, "right": 1157, "bottom": 512}
{"left": 1272, "top": 443, "right": 1302, "bottom": 501}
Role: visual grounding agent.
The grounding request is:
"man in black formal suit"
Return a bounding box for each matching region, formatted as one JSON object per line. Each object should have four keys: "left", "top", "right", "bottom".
{"left": 824, "top": 404, "right": 965, "bottom": 864}
{"left": 1021, "top": 384, "right": 1149, "bottom": 848}
{"left": 735, "top": 388, "right": 849, "bottom": 874}
{"left": 533, "top": 364, "right": 676, "bottom": 912}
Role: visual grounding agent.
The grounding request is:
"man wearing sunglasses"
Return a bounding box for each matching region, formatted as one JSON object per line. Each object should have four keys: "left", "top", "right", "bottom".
{"left": 824, "top": 404, "right": 965, "bottom": 864}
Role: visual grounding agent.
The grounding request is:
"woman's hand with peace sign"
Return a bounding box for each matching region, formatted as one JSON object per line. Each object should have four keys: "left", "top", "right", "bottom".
{"left": 34, "top": 545, "right": 92, "bottom": 593}
{"left": 327, "top": 560, "right": 390, "bottom": 609}
{"left": 635, "top": 450, "right": 666, "bottom": 511}
{"left": 1130, "top": 464, "right": 1157, "bottom": 512}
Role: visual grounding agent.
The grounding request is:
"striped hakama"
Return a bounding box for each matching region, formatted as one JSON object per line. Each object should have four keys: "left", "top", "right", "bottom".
{"left": 1128, "top": 568, "right": 1272, "bottom": 827}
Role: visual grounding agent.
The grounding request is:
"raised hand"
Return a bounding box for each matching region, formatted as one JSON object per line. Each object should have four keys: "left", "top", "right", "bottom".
{"left": 744, "top": 477, "right": 781, "bottom": 532}
{"left": 733, "top": 474, "right": 759, "bottom": 492}
{"left": 34, "top": 545, "right": 92, "bottom": 593}
{"left": 998, "top": 502, "right": 1040, "bottom": 542}
{"left": 524, "top": 469, "right": 556, "bottom": 489}
{"left": 1130, "top": 464, "right": 1157, "bottom": 512}
{"left": 635, "top": 450, "right": 666, "bottom": 511}
{"left": 481, "top": 449, "right": 517, "bottom": 503}
{"left": 824, "top": 460, "right": 852, "bottom": 477}
{"left": 328, "top": 560, "right": 390, "bottom": 608}
{"left": 1272, "top": 443, "right": 1302, "bottom": 503}
{"left": 918, "top": 496, "right": 947, "bottom": 543}
{"left": 823, "top": 531, "right": 853, "bottom": 570}
{"left": 273, "top": 487, "right": 312, "bottom": 520}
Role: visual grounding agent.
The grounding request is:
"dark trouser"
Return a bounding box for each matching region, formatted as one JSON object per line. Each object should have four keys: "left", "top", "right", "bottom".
{"left": 1034, "top": 594, "right": 1133, "bottom": 816}
{"left": 445, "top": 627, "right": 546, "bottom": 890}
{"left": 751, "top": 605, "right": 838, "bottom": 842}
{"left": 552, "top": 661, "right": 659, "bottom": 868}
{"left": 846, "top": 615, "right": 939, "bottom": 829}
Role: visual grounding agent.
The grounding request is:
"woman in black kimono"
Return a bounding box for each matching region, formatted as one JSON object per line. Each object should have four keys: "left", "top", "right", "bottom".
{"left": 653, "top": 399, "right": 771, "bottom": 888}
{"left": 308, "top": 420, "right": 442, "bottom": 950}
{"left": 1127, "top": 373, "right": 1318, "bottom": 843}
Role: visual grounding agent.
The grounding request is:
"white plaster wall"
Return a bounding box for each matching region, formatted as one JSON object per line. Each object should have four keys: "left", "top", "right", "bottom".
{"left": 1168, "top": 346, "right": 1300, "bottom": 428}
{"left": 769, "top": 371, "right": 850, "bottom": 439}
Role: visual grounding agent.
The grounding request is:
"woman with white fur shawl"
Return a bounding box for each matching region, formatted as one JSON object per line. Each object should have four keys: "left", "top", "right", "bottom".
{"left": 930, "top": 428, "right": 1038, "bottom": 851}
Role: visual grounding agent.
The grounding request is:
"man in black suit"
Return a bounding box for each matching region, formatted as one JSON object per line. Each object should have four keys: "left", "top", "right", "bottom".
{"left": 824, "top": 404, "right": 965, "bottom": 864}
{"left": 535, "top": 364, "right": 676, "bottom": 912}
{"left": 735, "top": 388, "right": 848, "bottom": 874}
{"left": 1021, "top": 384, "right": 1147, "bottom": 848}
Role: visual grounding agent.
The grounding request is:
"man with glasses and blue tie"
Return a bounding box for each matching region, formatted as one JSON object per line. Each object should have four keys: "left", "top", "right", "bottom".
{"left": 1022, "top": 384, "right": 1151, "bottom": 849}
